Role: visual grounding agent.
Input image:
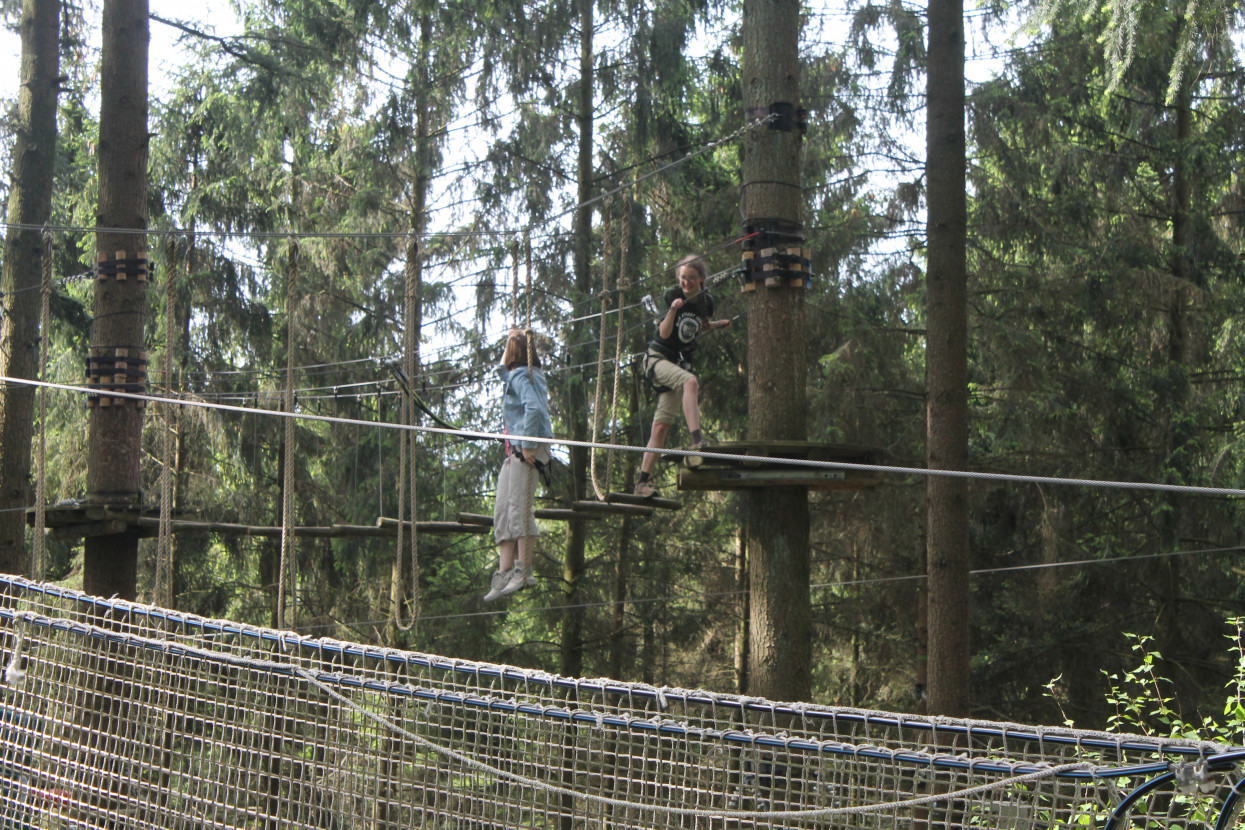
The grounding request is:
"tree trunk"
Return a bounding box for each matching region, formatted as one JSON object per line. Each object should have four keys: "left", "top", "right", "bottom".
{"left": 84, "top": 0, "right": 149, "bottom": 601}
{"left": 1156, "top": 75, "right": 1192, "bottom": 697}
{"left": 740, "top": 0, "right": 810, "bottom": 703}
{"left": 924, "top": 0, "right": 970, "bottom": 717}
{"left": 386, "top": 13, "right": 432, "bottom": 653}
{"left": 0, "top": 0, "right": 61, "bottom": 575}
{"left": 607, "top": 441, "right": 638, "bottom": 679}
{"left": 560, "top": 0, "right": 594, "bottom": 680}
{"left": 734, "top": 524, "right": 749, "bottom": 694}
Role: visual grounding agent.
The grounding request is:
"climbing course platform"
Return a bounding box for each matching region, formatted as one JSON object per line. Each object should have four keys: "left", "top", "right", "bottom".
{"left": 29, "top": 503, "right": 491, "bottom": 540}
{"left": 676, "top": 441, "right": 886, "bottom": 492}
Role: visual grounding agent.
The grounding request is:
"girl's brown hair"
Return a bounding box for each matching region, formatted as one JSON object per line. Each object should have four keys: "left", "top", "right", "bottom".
{"left": 502, "top": 328, "right": 541, "bottom": 370}
{"left": 675, "top": 254, "right": 707, "bottom": 281}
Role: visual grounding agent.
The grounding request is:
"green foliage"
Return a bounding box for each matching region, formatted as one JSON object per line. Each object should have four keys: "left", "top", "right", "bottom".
{"left": 9, "top": 0, "right": 1245, "bottom": 729}
{"left": 1033, "top": 0, "right": 1245, "bottom": 104}
{"left": 1049, "top": 621, "right": 1245, "bottom": 745}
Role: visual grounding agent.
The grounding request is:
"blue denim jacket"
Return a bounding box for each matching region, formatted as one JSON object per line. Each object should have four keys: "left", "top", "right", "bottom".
{"left": 498, "top": 365, "right": 552, "bottom": 451}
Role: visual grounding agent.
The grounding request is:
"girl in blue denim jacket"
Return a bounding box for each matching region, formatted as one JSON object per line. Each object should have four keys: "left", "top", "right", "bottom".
{"left": 484, "top": 328, "right": 552, "bottom": 601}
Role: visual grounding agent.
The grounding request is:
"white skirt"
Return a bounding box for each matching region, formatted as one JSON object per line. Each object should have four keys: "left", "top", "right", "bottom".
{"left": 493, "top": 454, "right": 540, "bottom": 542}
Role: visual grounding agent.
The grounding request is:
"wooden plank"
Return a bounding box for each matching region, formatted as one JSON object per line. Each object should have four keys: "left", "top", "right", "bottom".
{"left": 694, "top": 440, "right": 885, "bottom": 465}
{"left": 47, "top": 519, "right": 128, "bottom": 541}
{"left": 570, "top": 501, "right": 654, "bottom": 518}
{"left": 660, "top": 451, "right": 708, "bottom": 469}
{"left": 159, "top": 519, "right": 277, "bottom": 536}
{"left": 37, "top": 505, "right": 119, "bottom": 526}
{"left": 535, "top": 509, "right": 597, "bottom": 521}
{"left": 461, "top": 509, "right": 604, "bottom": 524}
{"left": 375, "top": 517, "right": 490, "bottom": 535}
{"left": 114, "top": 517, "right": 490, "bottom": 538}
{"left": 605, "top": 492, "right": 682, "bottom": 511}
{"left": 136, "top": 518, "right": 337, "bottom": 537}
{"left": 330, "top": 524, "right": 392, "bottom": 538}
{"left": 36, "top": 504, "right": 194, "bottom": 527}
{"left": 679, "top": 467, "right": 884, "bottom": 492}
{"left": 416, "top": 522, "right": 490, "bottom": 535}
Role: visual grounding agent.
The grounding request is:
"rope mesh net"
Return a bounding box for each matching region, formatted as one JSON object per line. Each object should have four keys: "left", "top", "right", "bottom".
{"left": 0, "top": 574, "right": 1239, "bottom": 829}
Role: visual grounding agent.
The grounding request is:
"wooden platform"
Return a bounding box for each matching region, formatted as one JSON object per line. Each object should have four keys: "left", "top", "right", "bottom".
{"left": 32, "top": 491, "right": 678, "bottom": 543}
{"left": 28, "top": 504, "right": 490, "bottom": 540}
{"left": 457, "top": 495, "right": 668, "bottom": 528}
{"left": 676, "top": 441, "right": 885, "bottom": 492}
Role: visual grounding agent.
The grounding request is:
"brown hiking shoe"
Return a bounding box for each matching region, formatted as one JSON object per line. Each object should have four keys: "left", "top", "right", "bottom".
{"left": 633, "top": 480, "right": 659, "bottom": 498}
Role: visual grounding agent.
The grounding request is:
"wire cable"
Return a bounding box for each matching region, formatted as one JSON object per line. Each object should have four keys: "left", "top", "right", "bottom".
{"left": 9, "top": 375, "right": 1245, "bottom": 499}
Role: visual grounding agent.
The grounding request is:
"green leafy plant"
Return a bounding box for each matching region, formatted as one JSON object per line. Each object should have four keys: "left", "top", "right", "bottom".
{"left": 1048, "top": 619, "right": 1245, "bottom": 744}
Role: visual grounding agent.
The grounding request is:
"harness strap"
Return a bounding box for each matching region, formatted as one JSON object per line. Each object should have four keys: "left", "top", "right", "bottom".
{"left": 644, "top": 350, "right": 694, "bottom": 395}
{"left": 642, "top": 353, "right": 670, "bottom": 395}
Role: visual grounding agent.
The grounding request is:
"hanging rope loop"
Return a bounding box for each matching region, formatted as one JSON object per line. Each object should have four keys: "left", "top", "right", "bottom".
{"left": 392, "top": 232, "right": 421, "bottom": 632}
{"left": 524, "top": 232, "right": 533, "bottom": 331}
{"left": 32, "top": 231, "right": 53, "bottom": 581}
{"left": 154, "top": 235, "right": 181, "bottom": 608}
{"left": 589, "top": 197, "right": 617, "bottom": 501}
{"left": 511, "top": 240, "right": 521, "bottom": 328}
{"left": 606, "top": 194, "right": 632, "bottom": 486}
{"left": 277, "top": 237, "right": 299, "bottom": 630}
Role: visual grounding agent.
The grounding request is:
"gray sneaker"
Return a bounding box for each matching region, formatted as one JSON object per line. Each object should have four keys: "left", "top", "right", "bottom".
{"left": 501, "top": 563, "right": 528, "bottom": 597}
{"left": 523, "top": 566, "right": 537, "bottom": 588}
{"left": 483, "top": 569, "right": 511, "bottom": 602}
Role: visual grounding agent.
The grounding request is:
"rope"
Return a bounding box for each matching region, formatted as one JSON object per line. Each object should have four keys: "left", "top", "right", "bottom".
{"left": 606, "top": 195, "right": 632, "bottom": 486}
{"left": 31, "top": 232, "right": 52, "bottom": 581}
{"left": 5, "top": 605, "right": 1097, "bottom": 823}
{"left": 277, "top": 239, "right": 298, "bottom": 630}
{"left": 510, "top": 240, "right": 520, "bottom": 327}
{"left": 391, "top": 234, "right": 420, "bottom": 631}
{"left": 588, "top": 198, "right": 614, "bottom": 501}
{"left": 0, "top": 116, "right": 779, "bottom": 250}
{"left": 520, "top": 238, "right": 539, "bottom": 551}
{"left": 524, "top": 232, "right": 533, "bottom": 332}
{"left": 406, "top": 231, "right": 421, "bottom": 623}
{"left": 295, "top": 661, "right": 1088, "bottom": 820}
{"left": 12, "top": 375, "right": 1245, "bottom": 499}
{"left": 275, "top": 542, "right": 1245, "bottom": 631}
{"left": 154, "top": 236, "right": 179, "bottom": 608}
{"left": 512, "top": 112, "right": 777, "bottom": 239}
{"left": 395, "top": 400, "right": 410, "bottom": 626}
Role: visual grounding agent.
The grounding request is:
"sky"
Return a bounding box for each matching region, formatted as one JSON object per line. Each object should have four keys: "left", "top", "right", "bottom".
{"left": 0, "top": 2, "right": 240, "bottom": 101}
{"left": 0, "top": 1, "right": 1031, "bottom": 452}
{"left": 0, "top": 2, "right": 1020, "bottom": 103}
{"left": 0, "top": 0, "right": 1021, "bottom": 349}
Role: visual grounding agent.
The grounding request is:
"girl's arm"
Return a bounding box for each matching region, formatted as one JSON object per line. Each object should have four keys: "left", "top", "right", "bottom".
{"left": 517, "top": 372, "right": 550, "bottom": 452}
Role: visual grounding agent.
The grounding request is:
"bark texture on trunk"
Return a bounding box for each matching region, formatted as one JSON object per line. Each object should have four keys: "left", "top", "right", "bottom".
{"left": 740, "top": 0, "right": 810, "bottom": 703}
{"left": 84, "top": 0, "right": 149, "bottom": 601}
{"left": 0, "top": 0, "right": 62, "bottom": 574}
{"left": 925, "top": 0, "right": 970, "bottom": 717}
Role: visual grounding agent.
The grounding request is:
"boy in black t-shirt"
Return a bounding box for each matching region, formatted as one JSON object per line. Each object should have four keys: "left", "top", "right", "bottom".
{"left": 634, "top": 255, "right": 731, "bottom": 497}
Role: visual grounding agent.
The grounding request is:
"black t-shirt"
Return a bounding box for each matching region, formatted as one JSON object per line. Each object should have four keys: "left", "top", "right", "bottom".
{"left": 648, "top": 287, "right": 716, "bottom": 361}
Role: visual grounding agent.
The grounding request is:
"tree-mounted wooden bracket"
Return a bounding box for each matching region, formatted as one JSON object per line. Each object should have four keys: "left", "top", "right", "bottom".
{"left": 739, "top": 245, "right": 812, "bottom": 291}
{"left": 31, "top": 502, "right": 169, "bottom": 541}
{"left": 96, "top": 250, "right": 150, "bottom": 283}
{"left": 86, "top": 347, "right": 148, "bottom": 408}
{"left": 744, "top": 101, "right": 807, "bottom": 134}
{"left": 738, "top": 219, "right": 811, "bottom": 292}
